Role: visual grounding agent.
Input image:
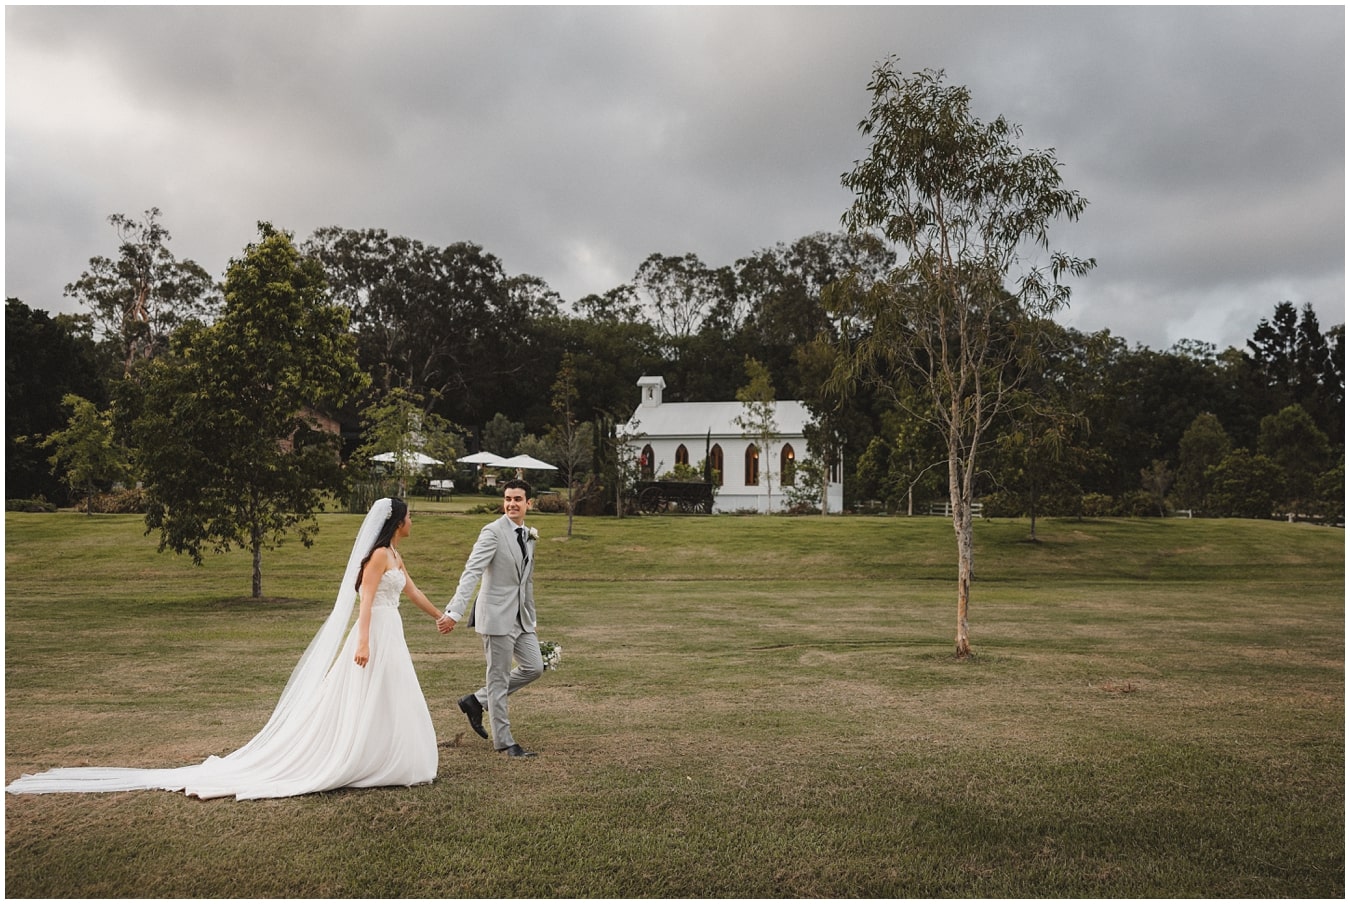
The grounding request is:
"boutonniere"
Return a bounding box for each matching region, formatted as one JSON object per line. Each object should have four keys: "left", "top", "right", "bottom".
{"left": 527, "top": 527, "right": 539, "bottom": 542}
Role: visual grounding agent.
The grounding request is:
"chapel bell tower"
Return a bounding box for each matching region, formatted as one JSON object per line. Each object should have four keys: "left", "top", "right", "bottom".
{"left": 637, "top": 375, "right": 666, "bottom": 408}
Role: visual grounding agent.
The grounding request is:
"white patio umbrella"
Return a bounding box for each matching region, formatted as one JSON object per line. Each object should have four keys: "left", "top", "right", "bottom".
{"left": 498, "top": 454, "right": 557, "bottom": 471}
{"left": 457, "top": 451, "right": 509, "bottom": 466}
{"left": 371, "top": 451, "right": 442, "bottom": 469}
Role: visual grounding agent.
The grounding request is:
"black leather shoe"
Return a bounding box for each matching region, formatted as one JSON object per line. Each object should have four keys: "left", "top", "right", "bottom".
{"left": 496, "top": 743, "right": 536, "bottom": 758}
{"left": 458, "top": 694, "right": 488, "bottom": 739}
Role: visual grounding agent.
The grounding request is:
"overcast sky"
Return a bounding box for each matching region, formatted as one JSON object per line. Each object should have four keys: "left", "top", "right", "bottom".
{"left": 5, "top": 5, "right": 1344, "bottom": 352}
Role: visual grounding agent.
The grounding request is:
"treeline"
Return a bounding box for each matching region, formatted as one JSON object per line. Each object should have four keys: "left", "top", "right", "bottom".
{"left": 6, "top": 211, "right": 1344, "bottom": 521}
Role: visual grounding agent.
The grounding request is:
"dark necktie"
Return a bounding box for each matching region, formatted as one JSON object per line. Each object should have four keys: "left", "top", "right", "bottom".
{"left": 516, "top": 527, "right": 529, "bottom": 565}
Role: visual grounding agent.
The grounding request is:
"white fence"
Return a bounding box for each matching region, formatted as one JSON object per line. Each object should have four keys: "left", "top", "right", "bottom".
{"left": 927, "top": 501, "right": 983, "bottom": 518}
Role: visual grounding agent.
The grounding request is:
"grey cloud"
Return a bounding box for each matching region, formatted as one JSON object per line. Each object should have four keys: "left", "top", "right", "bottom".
{"left": 5, "top": 5, "right": 1342, "bottom": 352}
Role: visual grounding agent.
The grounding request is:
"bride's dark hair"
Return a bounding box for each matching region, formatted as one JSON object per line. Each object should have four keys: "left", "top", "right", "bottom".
{"left": 355, "top": 498, "right": 408, "bottom": 592}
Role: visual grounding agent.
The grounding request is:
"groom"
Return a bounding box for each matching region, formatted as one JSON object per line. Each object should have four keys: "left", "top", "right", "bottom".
{"left": 437, "top": 478, "right": 543, "bottom": 757}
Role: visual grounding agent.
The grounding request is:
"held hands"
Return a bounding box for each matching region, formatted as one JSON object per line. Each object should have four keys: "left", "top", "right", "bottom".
{"left": 437, "top": 613, "right": 457, "bottom": 635}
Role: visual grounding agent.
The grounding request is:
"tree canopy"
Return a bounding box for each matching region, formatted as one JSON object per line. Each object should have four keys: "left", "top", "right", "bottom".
{"left": 130, "top": 224, "right": 367, "bottom": 598}
{"left": 832, "top": 59, "right": 1096, "bottom": 657}
{"left": 63, "top": 208, "right": 219, "bottom": 374}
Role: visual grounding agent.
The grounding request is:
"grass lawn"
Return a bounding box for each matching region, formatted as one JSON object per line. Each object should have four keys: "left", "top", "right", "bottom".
{"left": 4, "top": 509, "right": 1343, "bottom": 897}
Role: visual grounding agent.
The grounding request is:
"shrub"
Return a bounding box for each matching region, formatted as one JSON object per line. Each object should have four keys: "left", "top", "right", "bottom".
{"left": 1080, "top": 493, "right": 1115, "bottom": 518}
{"left": 465, "top": 501, "right": 504, "bottom": 515}
{"left": 1077, "top": 492, "right": 1160, "bottom": 518}
{"left": 532, "top": 493, "right": 567, "bottom": 514}
{"left": 979, "top": 491, "right": 1023, "bottom": 519}
{"left": 79, "top": 487, "right": 148, "bottom": 514}
{"left": 1118, "top": 490, "right": 1161, "bottom": 517}
{"left": 6, "top": 498, "right": 56, "bottom": 513}
{"left": 658, "top": 463, "right": 704, "bottom": 482}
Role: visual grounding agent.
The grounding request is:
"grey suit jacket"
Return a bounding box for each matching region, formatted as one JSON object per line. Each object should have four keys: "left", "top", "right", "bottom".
{"left": 445, "top": 515, "right": 536, "bottom": 635}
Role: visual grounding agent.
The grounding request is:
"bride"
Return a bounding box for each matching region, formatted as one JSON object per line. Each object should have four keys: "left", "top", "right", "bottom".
{"left": 7, "top": 497, "right": 443, "bottom": 800}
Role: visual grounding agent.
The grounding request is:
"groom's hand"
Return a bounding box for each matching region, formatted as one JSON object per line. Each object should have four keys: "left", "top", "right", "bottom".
{"left": 437, "top": 614, "right": 457, "bottom": 635}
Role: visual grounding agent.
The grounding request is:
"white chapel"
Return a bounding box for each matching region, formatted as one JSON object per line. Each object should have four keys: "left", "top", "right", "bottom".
{"left": 621, "top": 375, "right": 844, "bottom": 514}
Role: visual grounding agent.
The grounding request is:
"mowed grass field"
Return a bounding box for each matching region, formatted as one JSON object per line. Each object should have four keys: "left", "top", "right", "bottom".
{"left": 4, "top": 507, "right": 1343, "bottom": 897}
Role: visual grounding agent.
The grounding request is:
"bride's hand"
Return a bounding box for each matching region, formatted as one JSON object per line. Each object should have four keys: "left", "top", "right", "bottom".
{"left": 355, "top": 641, "right": 370, "bottom": 668}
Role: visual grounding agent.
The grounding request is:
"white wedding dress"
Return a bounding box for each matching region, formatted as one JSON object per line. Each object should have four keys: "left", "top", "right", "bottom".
{"left": 7, "top": 502, "right": 438, "bottom": 800}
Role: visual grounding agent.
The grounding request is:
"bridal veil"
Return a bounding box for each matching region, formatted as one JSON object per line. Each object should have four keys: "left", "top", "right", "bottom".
{"left": 7, "top": 498, "right": 397, "bottom": 797}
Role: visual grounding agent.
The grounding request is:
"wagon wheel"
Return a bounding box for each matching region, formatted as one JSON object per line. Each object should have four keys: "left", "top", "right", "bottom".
{"left": 638, "top": 486, "right": 665, "bottom": 514}
{"left": 676, "top": 496, "right": 700, "bottom": 513}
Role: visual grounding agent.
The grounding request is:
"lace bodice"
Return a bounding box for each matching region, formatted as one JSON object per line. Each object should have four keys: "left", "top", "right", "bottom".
{"left": 373, "top": 568, "right": 406, "bottom": 608}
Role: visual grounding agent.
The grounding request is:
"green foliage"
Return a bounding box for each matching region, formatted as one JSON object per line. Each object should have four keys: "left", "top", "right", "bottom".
{"left": 304, "top": 228, "right": 562, "bottom": 431}
{"left": 853, "top": 404, "right": 945, "bottom": 514}
{"left": 78, "top": 487, "right": 149, "bottom": 514}
{"left": 8, "top": 200, "right": 1345, "bottom": 536}
{"left": 1139, "top": 459, "right": 1174, "bottom": 517}
{"left": 1313, "top": 458, "right": 1344, "bottom": 523}
{"left": 835, "top": 58, "right": 1095, "bottom": 654}
{"left": 354, "top": 385, "right": 462, "bottom": 493}
{"left": 548, "top": 353, "right": 597, "bottom": 535}
{"left": 634, "top": 251, "right": 728, "bottom": 344}
{"left": 40, "top": 394, "right": 131, "bottom": 514}
{"left": 481, "top": 412, "right": 524, "bottom": 457}
{"left": 1257, "top": 404, "right": 1331, "bottom": 512}
{"left": 6, "top": 298, "right": 110, "bottom": 501}
{"left": 1173, "top": 412, "right": 1231, "bottom": 511}
{"left": 985, "top": 328, "right": 1098, "bottom": 534}
{"left": 1248, "top": 301, "right": 1343, "bottom": 441}
{"left": 129, "top": 224, "right": 368, "bottom": 597}
{"left": 1205, "top": 449, "right": 1282, "bottom": 518}
{"left": 62, "top": 208, "right": 220, "bottom": 373}
{"left": 504, "top": 433, "right": 562, "bottom": 493}
{"left": 6, "top": 498, "right": 56, "bottom": 512}
{"left": 658, "top": 462, "right": 704, "bottom": 482}
{"left": 734, "top": 356, "right": 779, "bottom": 506}
{"left": 782, "top": 457, "right": 828, "bottom": 513}
{"left": 735, "top": 232, "right": 895, "bottom": 399}
{"left": 834, "top": 59, "right": 1096, "bottom": 487}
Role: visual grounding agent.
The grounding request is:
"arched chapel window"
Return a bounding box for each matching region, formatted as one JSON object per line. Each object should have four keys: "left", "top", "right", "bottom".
{"left": 675, "top": 444, "right": 689, "bottom": 466}
{"left": 640, "top": 444, "right": 655, "bottom": 481}
{"left": 710, "top": 444, "right": 724, "bottom": 486}
{"left": 744, "top": 444, "right": 759, "bottom": 487}
{"left": 781, "top": 444, "right": 796, "bottom": 487}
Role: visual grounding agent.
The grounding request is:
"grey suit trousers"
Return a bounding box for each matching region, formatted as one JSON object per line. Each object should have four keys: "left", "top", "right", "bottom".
{"left": 473, "top": 619, "right": 543, "bottom": 749}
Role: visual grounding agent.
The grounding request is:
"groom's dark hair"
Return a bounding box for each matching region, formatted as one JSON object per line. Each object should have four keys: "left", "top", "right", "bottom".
{"left": 502, "top": 478, "right": 532, "bottom": 498}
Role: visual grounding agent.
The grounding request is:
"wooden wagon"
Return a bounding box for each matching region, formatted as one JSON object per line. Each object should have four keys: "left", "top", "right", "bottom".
{"left": 635, "top": 480, "right": 714, "bottom": 514}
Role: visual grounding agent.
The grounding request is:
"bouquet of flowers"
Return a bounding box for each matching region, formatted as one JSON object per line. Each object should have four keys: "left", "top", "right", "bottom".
{"left": 539, "top": 640, "right": 562, "bottom": 671}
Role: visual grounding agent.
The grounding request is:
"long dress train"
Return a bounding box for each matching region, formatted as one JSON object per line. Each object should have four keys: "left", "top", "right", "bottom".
{"left": 7, "top": 566, "right": 437, "bottom": 800}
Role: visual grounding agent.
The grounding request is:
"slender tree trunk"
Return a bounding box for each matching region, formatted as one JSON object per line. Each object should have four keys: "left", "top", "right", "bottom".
{"left": 950, "top": 499, "right": 975, "bottom": 657}
{"left": 1029, "top": 479, "right": 1039, "bottom": 542}
{"left": 251, "top": 532, "right": 264, "bottom": 599}
{"left": 954, "top": 506, "right": 974, "bottom": 658}
{"left": 950, "top": 413, "right": 976, "bottom": 659}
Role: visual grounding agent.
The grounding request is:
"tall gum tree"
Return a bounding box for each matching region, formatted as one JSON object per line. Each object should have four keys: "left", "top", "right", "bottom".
{"left": 64, "top": 208, "right": 219, "bottom": 375}
{"left": 831, "top": 59, "right": 1095, "bottom": 657}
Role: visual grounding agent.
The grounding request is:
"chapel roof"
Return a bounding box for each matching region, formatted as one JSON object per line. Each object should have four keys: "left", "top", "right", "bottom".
{"left": 624, "top": 399, "right": 814, "bottom": 439}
